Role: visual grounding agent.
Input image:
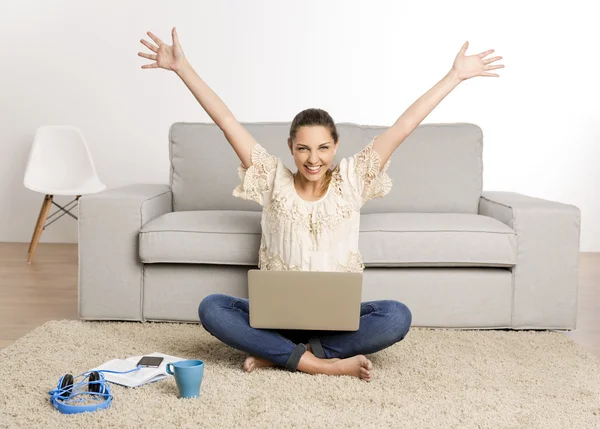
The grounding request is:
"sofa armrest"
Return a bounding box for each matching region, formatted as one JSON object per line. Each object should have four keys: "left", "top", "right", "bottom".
{"left": 78, "top": 184, "right": 173, "bottom": 320}
{"left": 478, "top": 191, "right": 581, "bottom": 329}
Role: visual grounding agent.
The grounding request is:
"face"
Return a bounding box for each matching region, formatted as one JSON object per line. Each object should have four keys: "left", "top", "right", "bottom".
{"left": 288, "top": 126, "right": 338, "bottom": 182}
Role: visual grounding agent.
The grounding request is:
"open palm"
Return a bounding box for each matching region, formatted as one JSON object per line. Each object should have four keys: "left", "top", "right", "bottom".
{"left": 138, "top": 27, "right": 186, "bottom": 72}
{"left": 452, "top": 41, "right": 504, "bottom": 81}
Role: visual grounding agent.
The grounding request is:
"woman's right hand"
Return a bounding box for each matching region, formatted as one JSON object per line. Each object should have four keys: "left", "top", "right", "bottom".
{"left": 138, "top": 27, "right": 186, "bottom": 72}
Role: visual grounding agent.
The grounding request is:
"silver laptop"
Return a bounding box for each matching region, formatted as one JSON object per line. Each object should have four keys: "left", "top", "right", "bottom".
{"left": 248, "top": 269, "right": 362, "bottom": 331}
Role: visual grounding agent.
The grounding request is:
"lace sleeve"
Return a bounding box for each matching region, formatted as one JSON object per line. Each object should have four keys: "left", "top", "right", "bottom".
{"left": 232, "top": 143, "right": 279, "bottom": 206}
{"left": 344, "top": 136, "right": 393, "bottom": 207}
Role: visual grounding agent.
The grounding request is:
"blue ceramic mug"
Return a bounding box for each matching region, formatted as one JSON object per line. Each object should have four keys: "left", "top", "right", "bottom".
{"left": 166, "top": 360, "right": 204, "bottom": 398}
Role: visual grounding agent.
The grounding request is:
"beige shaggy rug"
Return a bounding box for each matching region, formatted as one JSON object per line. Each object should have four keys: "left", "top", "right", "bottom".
{"left": 0, "top": 320, "right": 599, "bottom": 429}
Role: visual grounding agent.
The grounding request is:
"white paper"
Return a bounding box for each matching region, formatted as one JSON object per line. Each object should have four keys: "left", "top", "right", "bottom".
{"left": 90, "top": 352, "right": 187, "bottom": 388}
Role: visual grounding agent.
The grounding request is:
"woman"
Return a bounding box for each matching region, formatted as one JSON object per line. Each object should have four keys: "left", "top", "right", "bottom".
{"left": 138, "top": 28, "right": 504, "bottom": 382}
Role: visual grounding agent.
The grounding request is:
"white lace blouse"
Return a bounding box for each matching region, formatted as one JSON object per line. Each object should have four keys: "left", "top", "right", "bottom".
{"left": 232, "top": 136, "right": 392, "bottom": 273}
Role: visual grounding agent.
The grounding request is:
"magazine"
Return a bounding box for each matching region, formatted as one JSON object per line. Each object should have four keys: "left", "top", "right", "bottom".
{"left": 90, "top": 352, "right": 186, "bottom": 388}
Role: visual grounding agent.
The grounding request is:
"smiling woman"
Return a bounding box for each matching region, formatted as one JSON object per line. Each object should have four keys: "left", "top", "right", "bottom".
{"left": 139, "top": 27, "right": 509, "bottom": 381}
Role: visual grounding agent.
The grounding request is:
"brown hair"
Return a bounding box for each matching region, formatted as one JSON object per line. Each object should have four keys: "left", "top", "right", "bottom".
{"left": 289, "top": 108, "right": 339, "bottom": 198}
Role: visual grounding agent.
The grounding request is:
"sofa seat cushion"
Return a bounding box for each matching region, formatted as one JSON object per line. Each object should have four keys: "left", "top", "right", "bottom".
{"left": 359, "top": 213, "right": 516, "bottom": 267}
{"left": 139, "top": 210, "right": 262, "bottom": 265}
{"left": 139, "top": 211, "right": 517, "bottom": 268}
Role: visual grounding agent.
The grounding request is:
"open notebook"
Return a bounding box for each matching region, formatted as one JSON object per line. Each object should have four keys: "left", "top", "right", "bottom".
{"left": 90, "top": 352, "right": 186, "bottom": 388}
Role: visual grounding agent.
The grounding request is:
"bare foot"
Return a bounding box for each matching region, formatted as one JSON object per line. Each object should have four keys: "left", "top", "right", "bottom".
{"left": 328, "top": 355, "right": 373, "bottom": 382}
{"left": 296, "top": 350, "right": 372, "bottom": 381}
{"left": 243, "top": 355, "right": 277, "bottom": 372}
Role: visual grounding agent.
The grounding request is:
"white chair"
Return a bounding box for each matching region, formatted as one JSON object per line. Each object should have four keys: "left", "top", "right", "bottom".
{"left": 23, "top": 126, "right": 106, "bottom": 263}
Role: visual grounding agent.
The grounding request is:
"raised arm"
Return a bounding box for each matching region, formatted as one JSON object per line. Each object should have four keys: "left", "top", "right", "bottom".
{"left": 139, "top": 27, "right": 258, "bottom": 169}
{"left": 372, "top": 41, "right": 505, "bottom": 171}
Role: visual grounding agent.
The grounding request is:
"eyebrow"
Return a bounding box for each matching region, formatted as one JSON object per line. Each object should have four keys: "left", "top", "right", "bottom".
{"left": 296, "top": 142, "right": 331, "bottom": 147}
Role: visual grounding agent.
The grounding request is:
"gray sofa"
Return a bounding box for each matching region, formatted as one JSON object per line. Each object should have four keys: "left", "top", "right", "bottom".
{"left": 78, "top": 122, "right": 581, "bottom": 330}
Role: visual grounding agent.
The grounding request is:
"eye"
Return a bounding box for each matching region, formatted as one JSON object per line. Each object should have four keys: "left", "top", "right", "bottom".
{"left": 298, "top": 146, "right": 328, "bottom": 151}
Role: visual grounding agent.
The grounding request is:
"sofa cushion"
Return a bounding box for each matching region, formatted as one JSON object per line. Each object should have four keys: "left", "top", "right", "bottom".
{"left": 359, "top": 212, "right": 516, "bottom": 267}
{"left": 139, "top": 211, "right": 517, "bottom": 267}
{"left": 139, "top": 210, "right": 262, "bottom": 265}
{"left": 169, "top": 122, "right": 484, "bottom": 215}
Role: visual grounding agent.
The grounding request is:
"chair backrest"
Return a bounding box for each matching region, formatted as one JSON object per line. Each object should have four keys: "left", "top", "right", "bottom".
{"left": 169, "top": 122, "right": 483, "bottom": 214}
{"left": 24, "top": 126, "right": 101, "bottom": 192}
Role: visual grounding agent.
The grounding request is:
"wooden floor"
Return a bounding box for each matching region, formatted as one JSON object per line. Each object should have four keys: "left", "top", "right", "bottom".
{"left": 1, "top": 243, "right": 599, "bottom": 359}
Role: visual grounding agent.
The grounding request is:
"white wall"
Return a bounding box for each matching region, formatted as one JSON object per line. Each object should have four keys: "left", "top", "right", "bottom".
{"left": 1, "top": 0, "right": 598, "bottom": 250}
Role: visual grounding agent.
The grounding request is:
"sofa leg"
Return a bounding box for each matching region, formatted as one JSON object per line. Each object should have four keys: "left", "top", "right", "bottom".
{"left": 27, "top": 195, "right": 53, "bottom": 264}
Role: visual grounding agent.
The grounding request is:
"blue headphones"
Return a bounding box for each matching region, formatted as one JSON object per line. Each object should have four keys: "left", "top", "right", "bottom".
{"left": 48, "top": 366, "right": 142, "bottom": 414}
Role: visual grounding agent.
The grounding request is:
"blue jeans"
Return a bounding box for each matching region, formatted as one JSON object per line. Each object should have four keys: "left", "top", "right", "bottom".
{"left": 198, "top": 293, "right": 412, "bottom": 372}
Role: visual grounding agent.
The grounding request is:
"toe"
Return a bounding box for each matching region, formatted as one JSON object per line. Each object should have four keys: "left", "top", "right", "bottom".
{"left": 243, "top": 357, "right": 255, "bottom": 372}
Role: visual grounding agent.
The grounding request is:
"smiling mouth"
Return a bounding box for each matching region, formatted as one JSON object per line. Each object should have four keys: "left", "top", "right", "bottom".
{"left": 305, "top": 165, "right": 322, "bottom": 173}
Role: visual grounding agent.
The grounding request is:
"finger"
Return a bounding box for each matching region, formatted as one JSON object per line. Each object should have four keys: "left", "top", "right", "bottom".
{"left": 141, "top": 63, "right": 159, "bottom": 69}
{"left": 478, "top": 49, "right": 495, "bottom": 58}
{"left": 172, "top": 27, "right": 180, "bottom": 45}
{"left": 485, "top": 64, "right": 504, "bottom": 71}
{"left": 147, "top": 31, "right": 164, "bottom": 46}
{"left": 140, "top": 39, "right": 158, "bottom": 53}
{"left": 484, "top": 56, "right": 502, "bottom": 64}
{"left": 138, "top": 52, "right": 157, "bottom": 61}
{"left": 482, "top": 72, "right": 500, "bottom": 77}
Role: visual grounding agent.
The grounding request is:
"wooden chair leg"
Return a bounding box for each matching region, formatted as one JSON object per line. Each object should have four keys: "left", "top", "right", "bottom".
{"left": 27, "top": 195, "right": 53, "bottom": 264}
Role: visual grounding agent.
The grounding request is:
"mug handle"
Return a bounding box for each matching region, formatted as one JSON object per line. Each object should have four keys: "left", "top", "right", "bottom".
{"left": 166, "top": 363, "right": 174, "bottom": 375}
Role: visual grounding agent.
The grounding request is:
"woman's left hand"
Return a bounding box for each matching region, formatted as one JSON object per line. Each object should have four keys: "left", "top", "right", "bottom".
{"left": 452, "top": 41, "right": 505, "bottom": 82}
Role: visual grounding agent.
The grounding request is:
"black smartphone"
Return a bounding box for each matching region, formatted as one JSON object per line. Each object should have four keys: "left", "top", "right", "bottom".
{"left": 136, "top": 356, "right": 164, "bottom": 368}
